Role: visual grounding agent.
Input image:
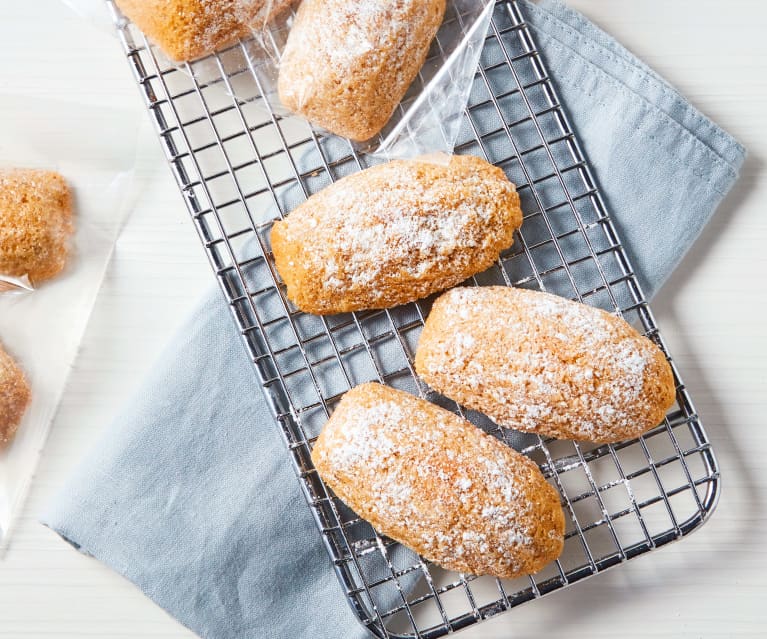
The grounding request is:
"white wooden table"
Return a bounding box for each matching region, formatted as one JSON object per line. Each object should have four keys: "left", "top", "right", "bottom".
{"left": 0, "top": 1, "right": 765, "bottom": 637}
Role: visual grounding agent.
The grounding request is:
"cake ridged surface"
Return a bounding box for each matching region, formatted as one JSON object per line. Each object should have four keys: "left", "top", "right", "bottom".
{"left": 271, "top": 155, "right": 522, "bottom": 314}
{"left": 416, "top": 287, "right": 676, "bottom": 443}
{"left": 312, "top": 383, "right": 565, "bottom": 579}
{"left": 278, "top": 0, "right": 446, "bottom": 140}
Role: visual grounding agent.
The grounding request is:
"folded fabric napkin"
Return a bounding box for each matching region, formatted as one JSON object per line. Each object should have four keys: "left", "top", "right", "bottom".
{"left": 42, "top": 2, "right": 745, "bottom": 638}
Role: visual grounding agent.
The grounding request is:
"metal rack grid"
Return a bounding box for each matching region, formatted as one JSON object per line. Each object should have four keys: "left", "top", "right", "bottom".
{"left": 109, "top": 1, "right": 721, "bottom": 637}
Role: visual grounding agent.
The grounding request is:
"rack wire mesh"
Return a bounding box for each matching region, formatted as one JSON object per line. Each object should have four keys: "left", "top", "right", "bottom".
{"left": 109, "top": 1, "right": 721, "bottom": 637}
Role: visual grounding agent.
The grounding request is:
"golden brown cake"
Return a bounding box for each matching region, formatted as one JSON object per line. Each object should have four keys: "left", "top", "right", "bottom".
{"left": 278, "top": 0, "right": 447, "bottom": 141}
{"left": 415, "top": 287, "right": 676, "bottom": 443}
{"left": 311, "top": 383, "right": 565, "bottom": 579}
{"left": 270, "top": 155, "right": 522, "bottom": 315}
{"left": 0, "top": 343, "right": 31, "bottom": 448}
{"left": 115, "top": 0, "right": 295, "bottom": 62}
{"left": 0, "top": 169, "right": 74, "bottom": 285}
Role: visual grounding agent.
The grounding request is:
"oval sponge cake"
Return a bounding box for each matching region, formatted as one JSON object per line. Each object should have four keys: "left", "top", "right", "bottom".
{"left": 278, "top": 0, "right": 446, "bottom": 141}
{"left": 311, "top": 383, "right": 565, "bottom": 579}
{"left": 415, "top": 287, "right": 676, "bottom": 443}
{"left": 0, "top": 343, "right": 31, "bottom": 448}
{"left": 115, "top": 0, "right": 295, "bottom": 62}
{"left": 270, "top": 155, "right": 522, "bottom": 315}
{"left": 0, "top": 168, "right": 74, "bottom": 285}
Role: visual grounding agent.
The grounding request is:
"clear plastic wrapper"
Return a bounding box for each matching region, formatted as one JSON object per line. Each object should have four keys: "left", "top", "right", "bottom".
{"left": 215, "top": 0, "right": 494, "bottom": 157}
{"left": 67, "top": 0, "right": 494, "bottom": 158}
{"left": 0, "top": 276, "right": 33, "bottom": 294}
{"left": 0, "top": 95, "right": 137, "bottom": 547}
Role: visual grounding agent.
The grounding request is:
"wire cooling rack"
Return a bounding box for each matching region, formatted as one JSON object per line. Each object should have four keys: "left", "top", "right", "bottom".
{"left": 110, "top": 1, "right": 721, "bottom": 636}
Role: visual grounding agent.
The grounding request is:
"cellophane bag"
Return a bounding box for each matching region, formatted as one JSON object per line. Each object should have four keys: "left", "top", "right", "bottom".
{"left": 70, "top": 0, "right": 495, "bottom": 159}
{"left": 246, "top": 0, "right": 496, "bottom": 157}
{"left": 0, "top": 95, "right": 137, "bottom": 547}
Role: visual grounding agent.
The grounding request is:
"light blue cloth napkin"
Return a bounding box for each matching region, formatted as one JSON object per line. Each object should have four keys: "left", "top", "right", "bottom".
{"left": 42, "top": 2, "right": 745, "bottom": 638}
{"left": 522, "top": 1, "right": 745, "bottom": 296}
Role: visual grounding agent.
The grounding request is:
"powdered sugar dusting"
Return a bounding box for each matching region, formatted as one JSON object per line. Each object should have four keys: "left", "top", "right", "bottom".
{"left": 306, "top": 172, "right": 503, "bottom": 293}
{"left": 312, "top": 384, "right": 563, "bottom": 577}
{"left": 319, "top": 2, "right": 412, "bottom": 74}
{"left": 456, "top": 477, "right": 473, "bottom": 491}
{"left": 281, "top": 0, "right": 438, "bottom": 104}
{"left": 273, "top": 157, "right": 520, "bottom": 313}
{"left": 329, "top": 401, "right": 404, "bottom": 469}
{"left": 417, "top": 287, "right": 671, "bottom": 442}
